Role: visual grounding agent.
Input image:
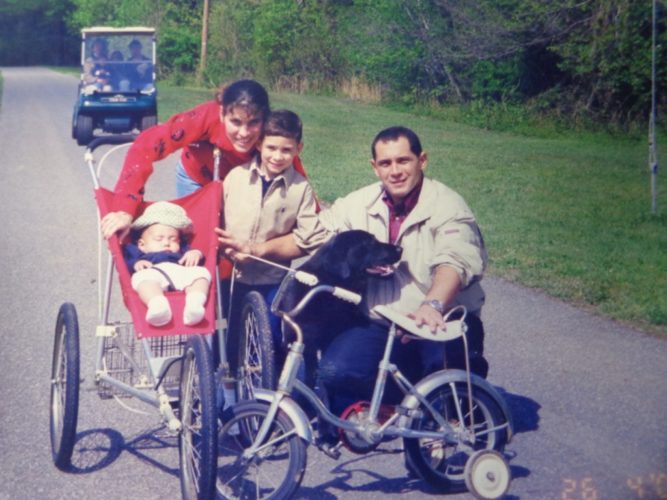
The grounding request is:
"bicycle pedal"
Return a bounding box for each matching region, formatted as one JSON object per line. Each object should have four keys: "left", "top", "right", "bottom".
{"left": 317, "top": 441, "right": 342, "bottom": 459}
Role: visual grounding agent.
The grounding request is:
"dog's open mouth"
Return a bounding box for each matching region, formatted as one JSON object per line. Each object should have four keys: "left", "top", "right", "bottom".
{"left": 366, "top": 264, "right": 396, "bottom": 277}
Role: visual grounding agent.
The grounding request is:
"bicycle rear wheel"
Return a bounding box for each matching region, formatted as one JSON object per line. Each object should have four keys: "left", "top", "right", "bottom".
{"left": 403, "top": 381, "right": 509, "bottom": 493}
{"left": 50, "top": 302, "right": 80, "bottom": 470}
{"left": 179, "top": 335, "right": 217, "bottom": 500}
{"left": 217, "top": 400, "right": 307, "bottom": 499}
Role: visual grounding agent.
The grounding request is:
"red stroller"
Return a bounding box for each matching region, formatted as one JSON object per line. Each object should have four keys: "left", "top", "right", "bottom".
{"left": 49, "top": 135, "right": 224, "bottom": 499}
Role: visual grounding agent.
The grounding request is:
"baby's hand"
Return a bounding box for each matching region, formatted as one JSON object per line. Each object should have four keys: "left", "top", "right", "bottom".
{"left": 134, "top": 260, "right": 152, "bottom": 271}
{"left": 179, "top": 249, "right": 203, "bottom": 267}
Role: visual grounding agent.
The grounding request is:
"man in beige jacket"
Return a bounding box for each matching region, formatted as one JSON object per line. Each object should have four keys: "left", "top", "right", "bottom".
{"left": 317, "top": 125, "right": 489, "bottom": 419}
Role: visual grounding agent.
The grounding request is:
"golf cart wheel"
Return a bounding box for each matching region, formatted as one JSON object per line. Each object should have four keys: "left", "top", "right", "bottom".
{"left": 464, "top": 450, "right": 511, "bottom": 499}
{"left": 141, "top": 115, "right": 157, "bottom": 131}
{"left": 50, "top": 302, "right": 80, "bottom": 470}
{"left": 75, "top": 115, "right": 93, "bottom": 146}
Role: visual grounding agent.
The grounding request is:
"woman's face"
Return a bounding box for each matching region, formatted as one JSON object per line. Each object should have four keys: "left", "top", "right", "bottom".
{"left": 221, "top": 106, "right": 263, "bottom": 154}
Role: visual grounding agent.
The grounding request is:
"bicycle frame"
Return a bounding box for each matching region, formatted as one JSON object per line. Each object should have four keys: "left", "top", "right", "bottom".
{"left": 242, "top": 282, "right": 510, "bottom": 457}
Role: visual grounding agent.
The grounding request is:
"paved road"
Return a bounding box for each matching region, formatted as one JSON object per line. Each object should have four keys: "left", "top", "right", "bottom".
{"left": 0, "top": 67, "right": 665, "bottom": 500}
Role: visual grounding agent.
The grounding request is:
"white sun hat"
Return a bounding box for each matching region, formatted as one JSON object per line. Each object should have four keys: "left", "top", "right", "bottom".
{"left": 131, "top": 201, "right": 193, "bottom": 232}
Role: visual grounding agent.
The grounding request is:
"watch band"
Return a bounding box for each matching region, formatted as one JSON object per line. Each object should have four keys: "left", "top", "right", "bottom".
{"left": 421, "top": 299, "right": 445, "bottom": 314}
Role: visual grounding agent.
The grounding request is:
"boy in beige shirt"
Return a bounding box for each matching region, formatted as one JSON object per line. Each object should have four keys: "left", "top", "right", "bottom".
{"left": 215, "top": 109, "right": 327, "bottom": 373}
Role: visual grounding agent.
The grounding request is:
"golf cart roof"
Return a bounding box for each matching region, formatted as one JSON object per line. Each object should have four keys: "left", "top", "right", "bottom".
{"left": 82, "top": 27, "right": 155, "bottom": 36}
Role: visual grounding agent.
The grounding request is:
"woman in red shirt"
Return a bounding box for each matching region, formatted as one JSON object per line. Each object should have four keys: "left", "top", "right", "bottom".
{"left": 101, "top": 79, "right": 307, "bottom": 239}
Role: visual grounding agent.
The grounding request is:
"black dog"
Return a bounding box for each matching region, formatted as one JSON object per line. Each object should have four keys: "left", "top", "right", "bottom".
{"left": 275, "top": 230, "right": 402, "bottom": 384}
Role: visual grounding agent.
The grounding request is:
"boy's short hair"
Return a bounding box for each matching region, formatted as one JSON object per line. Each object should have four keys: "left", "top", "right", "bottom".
{"left": 371, "top": 126, "right": 423, "bottom": 159}
{"left": 264, "top": 110, "right": 302, "bottom": 143}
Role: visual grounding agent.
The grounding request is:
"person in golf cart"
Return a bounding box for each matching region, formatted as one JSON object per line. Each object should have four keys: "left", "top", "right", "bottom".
{"left": 82, "top": 38, "right": 112, "bottom": 92}
{"left": 125, "top": 39, "right": 153, "bottom": 90}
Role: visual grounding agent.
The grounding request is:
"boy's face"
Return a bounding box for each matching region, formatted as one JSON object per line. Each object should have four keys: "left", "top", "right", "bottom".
{"left": 258, "top": 135, "right": 302, "bottom": 179}
{"left": 371, "top": 136, "right": 427, "bottom": 204}
{"left": 138, "top": 224, "right": 181, "bottom": 254}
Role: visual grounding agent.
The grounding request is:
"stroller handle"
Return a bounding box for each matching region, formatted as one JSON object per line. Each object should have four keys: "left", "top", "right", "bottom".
{"left": 85, "top": 134, "right": 138, "bottom": 190}
{"left": 86, "top": 134, "right": 137, "bottom": 153}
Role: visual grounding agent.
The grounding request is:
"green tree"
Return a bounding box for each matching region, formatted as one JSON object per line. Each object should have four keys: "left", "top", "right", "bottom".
{"left": 545, "top": 0, "right": 666, "bottom": 122}
{"left": 0, "top": 0, "right": 78, "bottom": 65}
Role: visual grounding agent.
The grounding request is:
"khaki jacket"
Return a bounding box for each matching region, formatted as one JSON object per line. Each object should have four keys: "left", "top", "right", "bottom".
{"left": 319, "top": 177, "right": 487, "bottom": 319}
{"left": 223, "top": 158, "right": 327, "bottom": 285}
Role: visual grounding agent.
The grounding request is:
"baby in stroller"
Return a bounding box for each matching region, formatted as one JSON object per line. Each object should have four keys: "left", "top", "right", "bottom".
{"left": 124, "top": 201, "right": 211, "bottom": 327}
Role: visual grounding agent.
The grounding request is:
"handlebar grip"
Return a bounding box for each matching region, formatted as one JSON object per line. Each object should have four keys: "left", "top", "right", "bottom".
{"left": 443, "top": 320, "right": 465, "bottom": 338}
{"left": 294, "top": 271, "right": 319, "bottom": 287}
{"left": 332, "top": 287, "right": 362, "bottom": 305}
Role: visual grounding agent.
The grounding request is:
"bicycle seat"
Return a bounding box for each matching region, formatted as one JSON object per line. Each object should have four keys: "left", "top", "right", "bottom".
{"left": 372, "top": 305, "right": 465, "bottom": 342}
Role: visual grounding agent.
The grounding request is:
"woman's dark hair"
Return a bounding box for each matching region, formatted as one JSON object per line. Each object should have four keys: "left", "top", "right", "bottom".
{"left": 216, "top": 79, "right": 270, "bottom": 120}
{"left": 371, "top": 126, "right": 423, "bottom": 159}
{"left": 263, "top": 110, "right": 302, "bottom": 143}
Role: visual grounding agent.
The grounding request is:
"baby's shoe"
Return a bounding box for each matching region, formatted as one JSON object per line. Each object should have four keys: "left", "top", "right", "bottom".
{"left": 146, "top": 295, "right": 172, "bottom": 326}
{"left": 184, "top": 291, "right": 207, "bottom": 326}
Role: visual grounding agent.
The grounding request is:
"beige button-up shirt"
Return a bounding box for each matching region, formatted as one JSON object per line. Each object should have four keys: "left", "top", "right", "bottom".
{"left": 223, "top": 157, "right": 327, "bottom": 285}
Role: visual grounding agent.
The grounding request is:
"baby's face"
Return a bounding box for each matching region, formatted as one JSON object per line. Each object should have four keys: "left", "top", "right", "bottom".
{"left": 138, "top": 224, "right": 181, "bottom": 254}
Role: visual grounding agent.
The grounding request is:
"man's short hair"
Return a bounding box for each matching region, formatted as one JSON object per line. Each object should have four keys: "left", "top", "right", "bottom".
{"left": 264, "top": 110, "right": 302, "bottom": 143}
{"left": 371, "top": 126, "right": 422, "bottom": 159}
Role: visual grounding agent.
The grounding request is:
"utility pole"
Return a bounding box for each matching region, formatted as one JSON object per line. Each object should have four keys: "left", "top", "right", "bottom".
{"left": 198, "top": 0, "right": 210, "bottom": 83}
{"left": 649, "top": 0, "right": 659, "bottom": 214}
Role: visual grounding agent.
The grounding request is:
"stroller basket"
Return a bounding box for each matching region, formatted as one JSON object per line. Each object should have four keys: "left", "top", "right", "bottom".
{"left": 97, "top": 321, "right": 187, "bottom": 399}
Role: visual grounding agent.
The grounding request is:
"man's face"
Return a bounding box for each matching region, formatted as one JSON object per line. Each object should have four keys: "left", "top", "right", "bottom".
{"left": 259, "top": 135, "right": 302, "bottom": 179}
{"left": 371, "top": 136, "right": 427, "bottom": 203}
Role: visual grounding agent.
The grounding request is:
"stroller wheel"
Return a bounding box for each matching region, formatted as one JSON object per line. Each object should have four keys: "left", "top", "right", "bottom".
{"left": 50, "top": 303, "right": 80, "bottom": 470}
{"left": 235, "top": 291, "right": 275, "bottom": 401}
{"left": 178, "top": 335, "right": 216, "bottom": 500}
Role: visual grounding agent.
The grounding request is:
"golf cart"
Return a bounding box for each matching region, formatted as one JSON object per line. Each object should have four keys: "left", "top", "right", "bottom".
{"left": 72, "top": 27, "right": 158, "bottom": 146}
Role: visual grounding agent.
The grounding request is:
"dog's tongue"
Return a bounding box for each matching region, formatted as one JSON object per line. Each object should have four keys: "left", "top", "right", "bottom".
{"left": 366, "top": 264, "right": 395, "bottom": 277}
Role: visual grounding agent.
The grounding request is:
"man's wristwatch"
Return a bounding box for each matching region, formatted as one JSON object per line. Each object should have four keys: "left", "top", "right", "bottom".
{"left": 421, "top": 299, "right": 445, "bottom": 314}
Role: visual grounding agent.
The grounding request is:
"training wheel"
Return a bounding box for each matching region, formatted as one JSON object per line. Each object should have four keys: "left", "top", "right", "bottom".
{"left": 464, "top": 450, "right": 511, "bottom": 499}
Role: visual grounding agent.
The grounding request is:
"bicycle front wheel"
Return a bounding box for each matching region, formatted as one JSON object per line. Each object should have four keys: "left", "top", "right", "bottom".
{"left": 403, "top": 380, "right": 509, "bottom": 493}
{"left": 179, "top": 335, "right": 217, "bottom": 500}
{"left": 217, "top": 400, "right": 307, "bottom": 499}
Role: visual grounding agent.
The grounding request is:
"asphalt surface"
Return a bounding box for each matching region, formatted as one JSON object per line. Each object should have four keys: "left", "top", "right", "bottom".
{"left": 0, "top": 67, "right": 665, "bottom": 500}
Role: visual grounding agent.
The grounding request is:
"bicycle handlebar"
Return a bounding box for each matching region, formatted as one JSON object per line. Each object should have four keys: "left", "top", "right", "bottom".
{"left": 331, "top": 287, "right": 362, "bottom": 304}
